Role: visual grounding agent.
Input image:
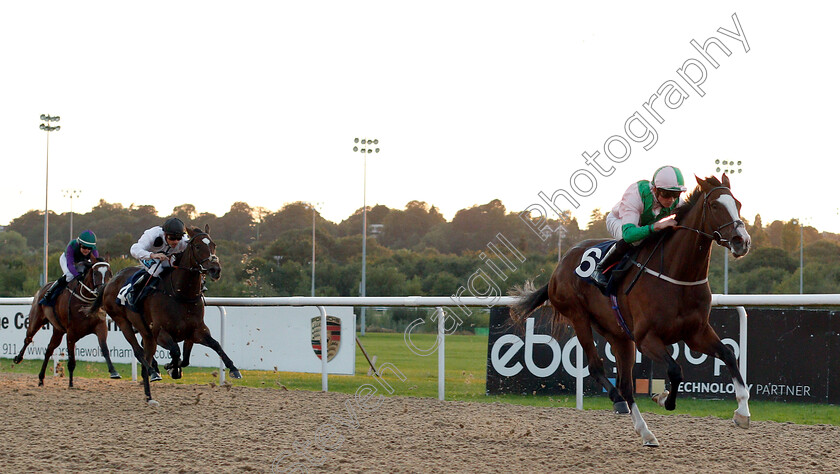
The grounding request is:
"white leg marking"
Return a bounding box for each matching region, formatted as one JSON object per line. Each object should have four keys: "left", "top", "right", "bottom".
{"left": 732, "top": 379, "right": 751, "bottom": 429}
{"left": 631, "top": 403, "right": 659, "bottom": 447}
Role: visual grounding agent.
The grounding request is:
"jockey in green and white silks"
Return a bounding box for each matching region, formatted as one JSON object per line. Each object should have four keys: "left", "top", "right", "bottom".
{"left": 593, "top": 165, "right": 688, "bottom": 288}
{"left": 606, "top": 165, "right": 687, "bottom": 243}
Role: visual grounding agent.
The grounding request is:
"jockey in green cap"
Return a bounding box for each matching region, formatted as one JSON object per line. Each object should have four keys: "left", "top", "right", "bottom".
{"left": 39, "top": 229, "right": 100, "bottom": 306}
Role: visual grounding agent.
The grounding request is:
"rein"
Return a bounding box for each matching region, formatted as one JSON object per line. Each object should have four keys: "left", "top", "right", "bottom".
{"left": 166, "top": 231, "right": 218, "bottom": 302}
{"left": 173, "top": 232, "right": 219, "bottom": 274}
{"left": 675, "top": 186, "right": 744, "bottom": 248}
{"left": 627, "top": 186, "right": 740, "bottom": 289}
{"left": 69, "top": 262, "right": 110, "bottom": 303}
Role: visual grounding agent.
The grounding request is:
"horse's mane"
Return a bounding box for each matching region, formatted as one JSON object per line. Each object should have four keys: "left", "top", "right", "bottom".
{"left": 673, "top": 175, "right": 724, "bottom": 224}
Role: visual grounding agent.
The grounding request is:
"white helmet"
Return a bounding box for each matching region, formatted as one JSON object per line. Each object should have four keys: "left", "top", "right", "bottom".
{"left": 652, "top": 165, "right": 687, "bottom": 192}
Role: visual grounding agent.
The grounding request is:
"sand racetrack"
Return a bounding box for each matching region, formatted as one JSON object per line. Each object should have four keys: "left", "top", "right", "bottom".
{"left": 1, "top": 372, "right": 838, "bottom": 473}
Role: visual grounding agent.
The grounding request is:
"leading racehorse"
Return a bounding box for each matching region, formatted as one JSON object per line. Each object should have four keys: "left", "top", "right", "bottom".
{"left": 510, "top": 174, "right": 751, "bottom": 446}
{"left": 14, "top": 258, "right": 121, "bottom": 387}
{"left": 97, "top": 225, "right": 240, "bottom": 405}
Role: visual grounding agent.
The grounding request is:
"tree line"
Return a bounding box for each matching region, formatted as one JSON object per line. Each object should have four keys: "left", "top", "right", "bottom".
{"left": 2, "top": 199, "right": 839, "bottom": 312}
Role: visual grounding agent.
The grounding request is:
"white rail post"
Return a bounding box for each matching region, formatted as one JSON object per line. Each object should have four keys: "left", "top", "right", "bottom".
{"left": 319, "top": 306, "right": 328, "bottom": 391}
{"left": 575, "top": 336, "right": 583, "bottom": 410}
{"left": 219, "top": 306, "right": 226, "bottom": 385}
{"left": 737, "top": 306, "right": 748, "bottom": 382}
{"left": 437, "top": 306, "right": 445, "bottom": 401}
{"left": 132, "top": 356, "right": 137, "bottom": 381}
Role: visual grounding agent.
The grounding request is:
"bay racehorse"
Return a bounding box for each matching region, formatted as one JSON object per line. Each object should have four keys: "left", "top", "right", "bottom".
{"left": 97, "top": 225, "right": 240, "bottom": 405}
{"left": 510, "top": 174, "right": 751, "bottom": 446}
{"left": 14, "top": 258, "right": 121, "bottom": 387}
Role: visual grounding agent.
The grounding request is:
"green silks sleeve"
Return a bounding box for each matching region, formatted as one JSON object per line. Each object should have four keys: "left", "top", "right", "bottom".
{"left": 621, "top": 223, "right": 654, "bottom": 244}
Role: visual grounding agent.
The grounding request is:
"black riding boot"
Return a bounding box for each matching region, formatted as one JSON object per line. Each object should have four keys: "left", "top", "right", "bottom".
{"left": 591, "top": 240, "right": 632, "bottom": 288}
{"left": 39, "top": 276, "right": 68, "bottom": 307}
{"left": 126, "top": 272, "right": 150, "bottom": 310}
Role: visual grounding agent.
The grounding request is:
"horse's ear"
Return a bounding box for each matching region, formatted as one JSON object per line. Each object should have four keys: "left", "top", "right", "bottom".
{"left": 695, "top": 175, "right": 712, "bottom": 193}
{"left": 204, "top": 224, "right": 210, "bottom": 234}
{"left": 721, "top": 172, "right": 731, "bottom": 188}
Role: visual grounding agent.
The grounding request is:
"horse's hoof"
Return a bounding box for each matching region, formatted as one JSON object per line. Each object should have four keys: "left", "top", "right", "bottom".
{"left": 38, "top": 380, "right": 44, "bottom": 387}
{"left": 150, "top": 371, "right": 162, "bottom": 382}
{"left": 613, "top": 401, "right": 630, "bottom": 414}
{"left": 733, "top": 412, "right": 750, "bottom": 429}
{"left": 167, "top": 367, "right": 182, "bottom": 380}
{"left": 643, "top": 434, "right": 660, "bottom": 447}
{"left": 13, "top": 356, "right": 22, "bottom": 364}
{"left": 110, "top": 372, "right": 122, "bottom": 379}
{"left": 230, "top": 369, "right": 242, "bottom": 379}
{"left": 147, "top": 399, "right": 160, "bottom": 408}
{"left": 651, "top": 391, "right": 669, "bottom": 407}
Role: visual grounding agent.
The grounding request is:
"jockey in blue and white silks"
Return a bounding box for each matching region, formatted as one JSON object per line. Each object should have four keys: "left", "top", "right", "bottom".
{"left": 130, "top": 218, "right": 190, "bottom": 278}
{"left": 119, "top": 218, "right": 190, "bottom": 309}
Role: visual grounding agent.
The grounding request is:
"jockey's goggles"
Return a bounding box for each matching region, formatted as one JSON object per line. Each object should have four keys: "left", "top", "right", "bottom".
{"left": 80, "top": 245, "right": 93, "bottom": 250}
{"left": 165, "top": 233, "right": 184, "bottom": 241}
{"left": 657, "top": 189, "right": 681, "bottom": 200}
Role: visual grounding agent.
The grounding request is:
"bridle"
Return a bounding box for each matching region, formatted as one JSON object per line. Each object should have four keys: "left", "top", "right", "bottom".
{"left": 628, "top": 185, "right": 745, "bottom": 290}
{"left": 69, "top": 261, "right": 111, "bottom": 303}
{"left": 676, "top": 186, "right": 745, "bottom": 249}
{"left": 175, "top": 232, "right": 219, "bottom": 274}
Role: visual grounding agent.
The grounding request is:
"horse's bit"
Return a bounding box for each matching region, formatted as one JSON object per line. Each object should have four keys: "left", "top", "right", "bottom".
{"left": 178, "top": 232, "right": 219, "bottom": 274}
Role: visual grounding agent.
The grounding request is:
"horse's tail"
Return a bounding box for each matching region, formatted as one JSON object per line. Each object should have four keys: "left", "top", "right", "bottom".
{"left": 508, "top": 280, "right": 550, "bottom": 324}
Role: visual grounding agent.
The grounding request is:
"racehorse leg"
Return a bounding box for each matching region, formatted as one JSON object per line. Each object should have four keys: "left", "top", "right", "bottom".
{"left": 67, "top": 338, "right": 77, "bottom": 388}
{"left": 199, "top": 334, "right": 242, "bottom": 379}
{"left": 651, "top": 350, "right": 683, "bottom": 411}
{"left": 95, "top": 323, "right": 121, "bottom": 379}
{"left": 139, "top": 336, "right": 162, "bottom": 382}
{"left": 181, "top": 340, "right": 194, "bottom": 368}
{"left": 637, "top": 334, "right": 684, "bottom": 412}
{"left": 612, "top": 337, "right": 659, "bottom": 447}
{"left": 38, "top": 331, "right": 64, "bottom": 387}
{"left": 157, "top": 330, "right": 183, "bottom": 379}
{"left": 112, "top": 316, "right": 158, "bottom": 382}
{"left": 569, "top": 316, "right": 625, "bottom": 412}
{"left": 139, "top": 365, "right": 158, "bottom": 407}
{"left": 688, "top": 325, "right": 750, "bottom": 429}
{"left": 15, "top": 300, "right": 47, "bottom": 364}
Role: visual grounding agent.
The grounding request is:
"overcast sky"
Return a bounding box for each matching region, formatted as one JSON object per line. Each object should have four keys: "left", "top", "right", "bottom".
{"left": 2, "top": 2, "right": 838, "bottom": 235}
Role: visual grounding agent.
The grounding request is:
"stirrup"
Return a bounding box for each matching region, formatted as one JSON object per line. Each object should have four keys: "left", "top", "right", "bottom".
{"left": 591, "top": 268, "right": 609, "bottom": 288}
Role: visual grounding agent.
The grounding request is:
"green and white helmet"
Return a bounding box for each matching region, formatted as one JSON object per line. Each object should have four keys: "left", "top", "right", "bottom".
{"left": 652, "top": 165, "right": 687, "bottom": 192}
{"left": 77, "top": 230, "right": 97, "bottom": 249}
